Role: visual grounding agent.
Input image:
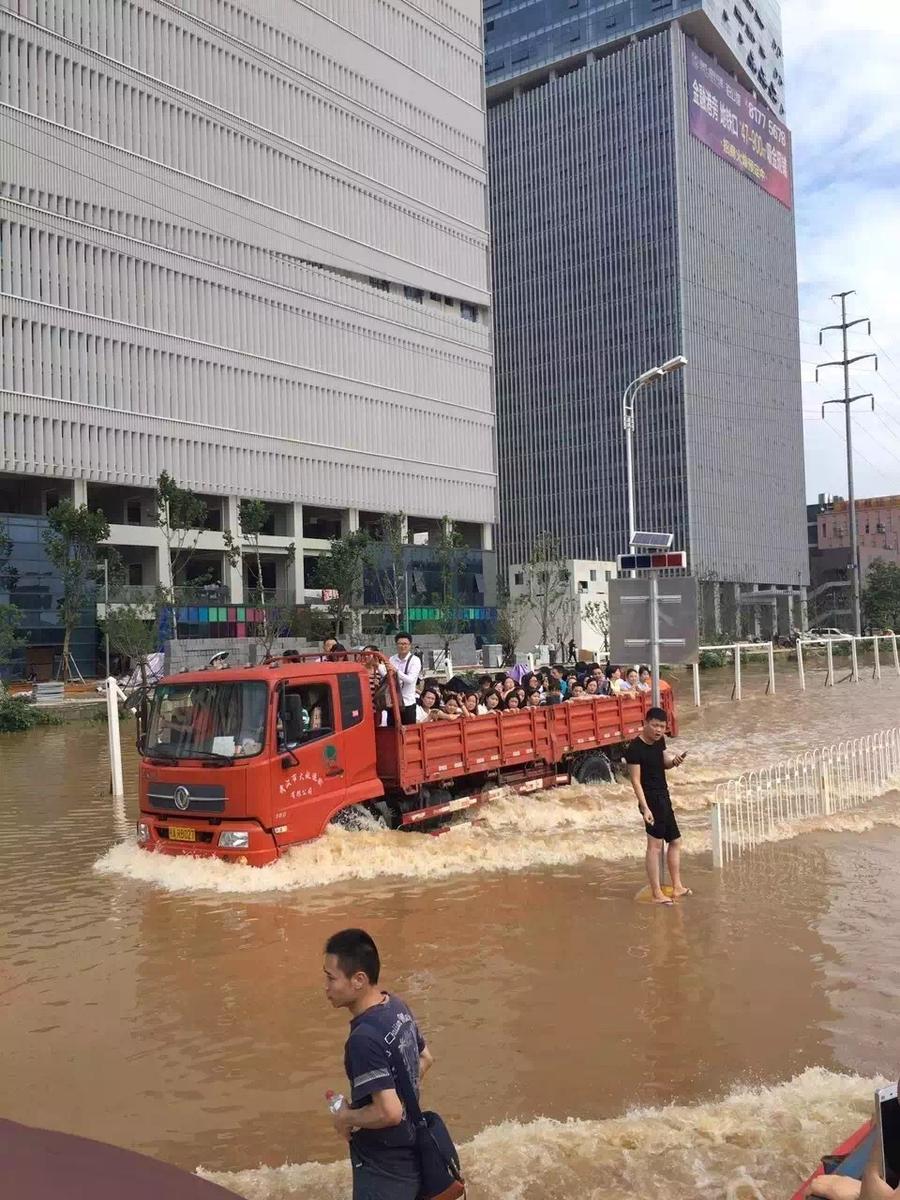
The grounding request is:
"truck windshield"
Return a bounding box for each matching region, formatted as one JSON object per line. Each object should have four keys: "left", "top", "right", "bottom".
{"left": 146, "top": 681, "right": 268, "bottom": 760}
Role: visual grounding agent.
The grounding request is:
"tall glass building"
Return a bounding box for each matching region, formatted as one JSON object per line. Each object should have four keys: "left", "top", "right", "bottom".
{"left": 485, "top": 0, "right": 807, "bottom": 633}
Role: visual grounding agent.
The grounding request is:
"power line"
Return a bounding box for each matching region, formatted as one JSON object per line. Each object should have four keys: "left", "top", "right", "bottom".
{"left": 809, "top": 414, "right": 895, "bottom": 489}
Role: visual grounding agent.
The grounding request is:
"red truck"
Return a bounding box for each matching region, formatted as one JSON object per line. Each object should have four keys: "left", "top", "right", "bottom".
{"left": 136, "top": 653, "right": 677, "bottom": 866}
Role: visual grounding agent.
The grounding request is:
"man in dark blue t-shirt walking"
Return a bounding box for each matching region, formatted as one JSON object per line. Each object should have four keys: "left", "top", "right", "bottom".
{"left": 324, "top": 928, "right": 433, "bottom": 1200}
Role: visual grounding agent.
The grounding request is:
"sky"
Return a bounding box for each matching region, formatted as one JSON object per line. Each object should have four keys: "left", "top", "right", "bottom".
{"left": 783, "top": 0, "right": 900, "bottom": 502}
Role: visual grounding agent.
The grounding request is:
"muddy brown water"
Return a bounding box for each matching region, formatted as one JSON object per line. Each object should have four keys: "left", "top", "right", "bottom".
{"left": 1, "top": 663, "right": 899, "bottom": 1199}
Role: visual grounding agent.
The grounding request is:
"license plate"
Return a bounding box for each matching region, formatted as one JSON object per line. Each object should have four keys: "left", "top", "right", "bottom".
{"left": 168, "top": 826, "right": 196, "bottom": 843}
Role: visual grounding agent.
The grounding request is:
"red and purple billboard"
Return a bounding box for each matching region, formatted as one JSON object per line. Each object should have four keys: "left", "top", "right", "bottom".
{"left": 686, "top": 43, "right": 792, "bottom": 209}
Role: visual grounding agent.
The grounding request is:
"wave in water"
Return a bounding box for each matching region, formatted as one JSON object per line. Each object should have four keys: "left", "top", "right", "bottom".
{"left": 93, "top": 788, "right": 655, "bottom": 895}
{"left": 93, "top": 787, "right": 900, "bottom": 895}
{"left": 198, "top": 1067, "right": 876, "bottom": 1200}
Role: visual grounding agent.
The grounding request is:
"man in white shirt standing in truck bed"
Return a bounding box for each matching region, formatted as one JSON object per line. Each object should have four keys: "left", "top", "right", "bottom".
{"left": 388, "top": 632, "right": 421, "bottom": 726}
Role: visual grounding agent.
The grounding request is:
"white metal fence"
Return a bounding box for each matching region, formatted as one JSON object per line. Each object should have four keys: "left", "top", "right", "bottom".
{"left": 693, "top": 642, "right": 775, "bottom": 704}
{"left": 693, "top": 634, "right": 900, "bottom": 706}
{"left": 710, "top": 727, "right": 900, "bottom": 867}
{"left": 797, "top": 633, "right": 900, "bottom": 689}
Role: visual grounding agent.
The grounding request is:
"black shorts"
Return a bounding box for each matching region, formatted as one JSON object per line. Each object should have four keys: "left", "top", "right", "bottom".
{"left": 351, "top": 1157, "right": 420, "bottom": 1200}
{"left": 643, "top": 795, "right": 681, "bottom": 843}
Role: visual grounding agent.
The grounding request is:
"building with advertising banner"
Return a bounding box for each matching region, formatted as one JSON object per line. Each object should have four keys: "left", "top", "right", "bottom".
{"left": 485, "top": 0, "right": 808, "bottom": 636}
{"left": 0, "top": 1, "right": 497, "bottom": 677}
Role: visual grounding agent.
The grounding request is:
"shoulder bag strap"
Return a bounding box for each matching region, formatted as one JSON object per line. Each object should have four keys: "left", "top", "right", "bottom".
{"left": 383, "top": 1042, "right": 424, "bottom": 1125}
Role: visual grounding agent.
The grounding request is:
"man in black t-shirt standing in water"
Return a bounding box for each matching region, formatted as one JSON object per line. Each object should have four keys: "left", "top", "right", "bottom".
{"left": 625, "top": 706, "right": 690, "bottom": 906}
{"left": 324, "top": 928, "right": 434, "bottom": 1200}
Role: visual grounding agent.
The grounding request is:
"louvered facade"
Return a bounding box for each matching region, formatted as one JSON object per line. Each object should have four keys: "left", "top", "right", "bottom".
{"left": 488, "top": 17, "right": 808, "bottom": 627}
{"left": 1, "top": 0, "right": 496, "bottom": 620}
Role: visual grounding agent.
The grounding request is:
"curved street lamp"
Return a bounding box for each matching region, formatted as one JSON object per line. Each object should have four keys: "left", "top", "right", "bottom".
{"left": 622, "top": 355, "right": 687, "bottom": 545}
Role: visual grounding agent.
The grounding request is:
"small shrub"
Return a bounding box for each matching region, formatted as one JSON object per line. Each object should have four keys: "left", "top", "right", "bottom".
{"left": 0, "top": 695, "right": 63, "bottom": 732}
{"left": 698, "top": 647, "right": 727, "bottom": 669}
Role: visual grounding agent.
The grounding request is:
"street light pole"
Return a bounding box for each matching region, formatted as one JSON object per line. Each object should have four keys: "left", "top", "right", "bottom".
{"left": 103, "top": 557, "right": 110, "bottom": 678}
{"left": 622, "top": 356, "right": 688, "bottom": 548}
{"left": 621, "top": 355, "right": 687, "bottom": 702}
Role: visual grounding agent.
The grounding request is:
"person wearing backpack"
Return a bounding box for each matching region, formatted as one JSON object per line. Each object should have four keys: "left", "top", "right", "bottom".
{"left": 324, "top": 928, "right": 464, "bottom": 1200}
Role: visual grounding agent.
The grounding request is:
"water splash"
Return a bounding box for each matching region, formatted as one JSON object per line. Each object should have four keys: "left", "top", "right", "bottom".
{"left": 94, "top": 786, "right": 900, "bottom": 895}
{"left": 198, "top": 1067, "right": 876, "bottom": 1200}
{"left": 93, "top": 788, "right": 656, "bottom": 896}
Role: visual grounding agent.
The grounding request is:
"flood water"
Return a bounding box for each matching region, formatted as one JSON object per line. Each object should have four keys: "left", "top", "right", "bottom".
{"left": 2, "top": 660, "right": 899, "bottom": 1199}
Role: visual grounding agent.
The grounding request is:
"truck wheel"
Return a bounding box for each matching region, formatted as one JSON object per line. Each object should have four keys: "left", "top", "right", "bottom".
{"left": 574, "top": 751, "right": 613, "bottom": 785}
{"left": 330, "top": 804, "right": 388, "bottom": 832}
{"left": 419, "top": 786, "right": 452, "bottom": 811}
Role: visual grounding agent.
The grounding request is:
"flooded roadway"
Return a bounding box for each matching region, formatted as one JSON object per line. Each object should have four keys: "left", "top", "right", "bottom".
{"left": 1, "top": 661, "right": 899, "bottom": 1199}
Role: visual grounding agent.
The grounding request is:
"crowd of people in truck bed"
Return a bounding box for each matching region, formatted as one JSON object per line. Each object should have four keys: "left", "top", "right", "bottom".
{"left": 356, "top": 639, "right": 653, "bottom": 724}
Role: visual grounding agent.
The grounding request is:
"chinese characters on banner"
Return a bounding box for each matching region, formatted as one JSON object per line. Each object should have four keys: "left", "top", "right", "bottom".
{"left": 686, "top": 43, "right": 792, "bottom": 209}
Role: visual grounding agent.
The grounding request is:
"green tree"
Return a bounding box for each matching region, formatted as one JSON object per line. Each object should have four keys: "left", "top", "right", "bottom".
{"left": 317, "top": 529, "right": 371, "bottom": 640}
{"left": 368, "top": 512, "right": 407, "bottom": 632}
{"left": 862, "top": 558, "right": 900, "bottom": 632}
{"left": 521, "top": 532, "right": 569, "bottom": 647}
{"left": 42, "top": 501, "right": 111, "bottom": 679}
{"left": 0, "top": 524, "right": 25, "bottom": 689}
{"left": 494, "top": 578, "right": 526, "bottom": 665}
{"left": 102, "top": 602, "right": 159, "bottom": 727}
{"left": 431, "top": 517, "right": 467, "bottom": 646}
{"left": 582, "top": 598, "right": 610, "bottom": 654}
{"left": 223, "top": 498, "right": 295, "bottom": 655}
{"left": 155, "top": 471, "right": 208, "bottom": 639}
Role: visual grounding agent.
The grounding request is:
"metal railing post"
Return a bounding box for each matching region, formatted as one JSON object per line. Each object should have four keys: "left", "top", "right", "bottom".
{"left": 819, "top": 759, "right": 831, "bottom": 816}
{"left": 692, "top": 661, "right": 701, "bottom": 707}
{"left": 850, "top": 637, "right": 859, "bottom": 683}
{"left": 734, "top": 644, "right": 742, "bottom": 701}
{"left": 874, "top": 636, "right": 881, "bottom": 681}
{"left": 767, "top": 641, "right": 775, "bottom": 695}
{"left": 892, "top": 633, "right": 900, "bottom": 678}
{"left": 711, "top": 801, "right": 723, "bottom": 869}
{"left": 826, "top": 640, "right": 834, "bottom": 687}
{"left": 796, "top": 639, "right": 806, "bottom": 691}
{"left": 106, "top": 676, "right": 124, "bottom": 799}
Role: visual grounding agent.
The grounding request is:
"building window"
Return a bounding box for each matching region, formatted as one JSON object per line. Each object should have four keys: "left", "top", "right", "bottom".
{"left": 368, "top": 277, "right": 391, "bottom": 292}
{"left": 126, "top": 500, "right": 142, "bottom": 524}
{"left": 128, "top": 562, "right": 143, "bottom": 586}
{"left": 403, "top": 286, "right": 424, "bottom": 302}
{"left": 429, "top": 291, "right": 443, "bottom": 301}
{"left": 514, "top": 572, "right": 524, "bottom": 586}
{"left": 460, "top": 303, "right": 477, "bottom": 322}
{"left": 589, "top": 569, "right": 597, "bottom": 581}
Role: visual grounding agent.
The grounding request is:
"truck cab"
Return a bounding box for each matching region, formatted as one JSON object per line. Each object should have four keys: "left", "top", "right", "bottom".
{"left": 137, "top": 658, "right": 384, "bottom": 866}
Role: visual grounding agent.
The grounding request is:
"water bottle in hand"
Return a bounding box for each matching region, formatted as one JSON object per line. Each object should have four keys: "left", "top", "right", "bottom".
{"left": 325, "top": 1089, "right": 345, "bottom": 1115}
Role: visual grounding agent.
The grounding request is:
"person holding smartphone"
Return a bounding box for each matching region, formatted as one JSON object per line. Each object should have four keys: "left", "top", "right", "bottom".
{"left": 625, "top": 706, "right": 690, "bottom": 906}
{"left": 807, "top": 1079, "right": 899, "bottom": 1198}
